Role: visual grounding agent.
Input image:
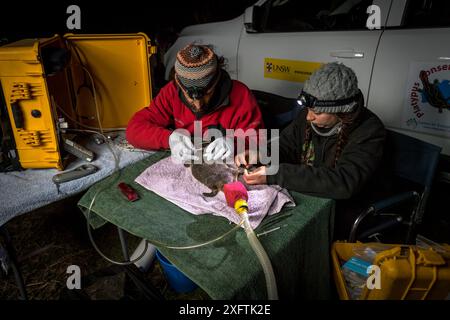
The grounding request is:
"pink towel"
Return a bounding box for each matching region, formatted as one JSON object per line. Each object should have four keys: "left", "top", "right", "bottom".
{"left": 135, "top": 157, "right": 295, "bottom": 229}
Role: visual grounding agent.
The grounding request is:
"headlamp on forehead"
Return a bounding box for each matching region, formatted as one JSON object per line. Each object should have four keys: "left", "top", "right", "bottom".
{"left": 297, "top": 91, "right": 316, "bottom": 107}
{"left": 297, "top": 90, "right": 361, "bottom": 109}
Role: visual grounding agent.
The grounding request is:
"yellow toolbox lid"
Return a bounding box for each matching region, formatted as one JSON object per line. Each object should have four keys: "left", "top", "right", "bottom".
{"left": 0, "top": 36, "right": 60, "bottom": 62}
{"left": 63, "top": 33, "right": 155, "bottom": 129}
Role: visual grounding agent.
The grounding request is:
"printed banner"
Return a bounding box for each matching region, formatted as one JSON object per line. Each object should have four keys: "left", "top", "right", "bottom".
{"left": 402, "top": 62, "right": 450, "bottom": 137}
{"left": 264, "top": 58, "right": 322, "bottom": 83}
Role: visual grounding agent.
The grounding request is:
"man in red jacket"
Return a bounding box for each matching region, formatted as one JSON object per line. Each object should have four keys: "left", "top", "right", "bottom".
{"left": 126, "top": 44, "right": 264, "bottom": 163}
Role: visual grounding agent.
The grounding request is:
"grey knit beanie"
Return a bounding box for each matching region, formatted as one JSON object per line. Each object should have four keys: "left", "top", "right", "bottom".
{"left": 303, "top": 62, "right": 360, "bottom": 113}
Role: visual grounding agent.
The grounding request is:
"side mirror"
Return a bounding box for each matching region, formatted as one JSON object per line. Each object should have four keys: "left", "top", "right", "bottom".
{"left": 244, "top": 4, "right": 266, "bottom": 33}
{"left": 244, "top": 6, "right": 257, "bottom": 32}
{"left": 244, "top": 0, "right": 273, "bottom": 33}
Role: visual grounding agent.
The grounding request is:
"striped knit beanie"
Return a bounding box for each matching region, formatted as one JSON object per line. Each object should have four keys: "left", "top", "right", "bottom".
{"left": 303, "top": 62, "right": 360, "bottom": 113}
{"left": 174, "top": 44, "right": 218, "bottom": 89}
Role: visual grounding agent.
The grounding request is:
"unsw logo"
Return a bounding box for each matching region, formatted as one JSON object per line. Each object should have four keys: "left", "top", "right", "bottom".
{"left": 266, "top": 62, "right": 290, "bottom": 73}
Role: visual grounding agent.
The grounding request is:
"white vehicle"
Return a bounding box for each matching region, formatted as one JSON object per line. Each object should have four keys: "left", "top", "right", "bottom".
{"left": 164, "top": 0, "right": 450, "bottom": 157}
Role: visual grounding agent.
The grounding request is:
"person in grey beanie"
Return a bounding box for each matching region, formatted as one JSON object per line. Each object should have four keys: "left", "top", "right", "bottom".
{"left": 242, "top": 62, "right": 386, "bottom": 238}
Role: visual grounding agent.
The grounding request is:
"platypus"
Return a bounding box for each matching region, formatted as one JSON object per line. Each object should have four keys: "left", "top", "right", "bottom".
{"left": 190, "top": 162, "right": 244, "bottom": 197}
{"left": 184, "top": 143, "right": 245, "bottom": 197}
{"left": 419, "top": 70, "right": 450, "bottom": 113}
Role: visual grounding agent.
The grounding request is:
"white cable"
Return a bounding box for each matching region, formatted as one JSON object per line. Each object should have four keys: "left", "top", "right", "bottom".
{"left": 69, "top": 62, "right": 243, "bottom": 264}
{"left": 52, "top": 94, "right": 125, "bottom": 132}
{"left": 79, "top": 65, "right": 103, "bottom": 135}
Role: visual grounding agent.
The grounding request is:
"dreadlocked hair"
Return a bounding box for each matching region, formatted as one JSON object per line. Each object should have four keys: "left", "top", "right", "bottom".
{"left": 333, "top": 105, "right": 363, "bottom": 167}
{"left": 302, "top": 123, "right": 313, "bottom": 165}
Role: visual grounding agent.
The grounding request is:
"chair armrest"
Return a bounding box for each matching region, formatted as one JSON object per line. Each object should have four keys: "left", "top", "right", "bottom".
{"left": 372, "top": 191, "right": 419, "bottom": 212}
{"left": 348, "top": 191, "right": 419, "bottom": 242}
{"left": 357, "top": 216, "right": 403, "bottom": 240}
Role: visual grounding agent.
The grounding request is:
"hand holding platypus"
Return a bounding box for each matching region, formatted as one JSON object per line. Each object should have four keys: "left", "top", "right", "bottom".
{"left": 184, "top": 142, "right": 248, "bottom": 197}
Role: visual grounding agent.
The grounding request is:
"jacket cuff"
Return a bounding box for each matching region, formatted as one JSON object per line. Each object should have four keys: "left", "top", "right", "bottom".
{"left": 161, "top": 130, "right": 171, "bottom": 149}
{"left": 266, "top": 172, "right": 279, "bottom": 186}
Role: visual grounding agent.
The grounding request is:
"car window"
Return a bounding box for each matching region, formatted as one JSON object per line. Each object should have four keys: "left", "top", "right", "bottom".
{"left": 263, "top": 0, "right": 374, "bottom": 32}
{"left": 403, "top": 0, "right": 450, "bottom": 28}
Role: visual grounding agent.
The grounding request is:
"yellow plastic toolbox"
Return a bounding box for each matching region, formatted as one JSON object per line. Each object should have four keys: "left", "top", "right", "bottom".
{"left": 0, "top": 33, "right": 156, "bottom": 170}
{"left": 332, "top": 241, "right": 450, "bottom": 300}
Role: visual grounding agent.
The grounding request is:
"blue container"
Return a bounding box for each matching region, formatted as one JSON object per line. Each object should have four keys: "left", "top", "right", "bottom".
{"left": 156, "top": 250, "right": 198, "bottom": 293}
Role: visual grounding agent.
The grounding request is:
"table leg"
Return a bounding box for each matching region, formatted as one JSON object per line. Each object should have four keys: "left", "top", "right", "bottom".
{"left": 0, "top": 226, "right": 28, "bottom": 300}
{"left": 117, "top": 227, "right": 130, "bottom": 261}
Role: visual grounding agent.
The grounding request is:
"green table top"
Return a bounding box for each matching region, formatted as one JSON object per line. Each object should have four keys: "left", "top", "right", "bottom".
{"left": 78, "top": 151, "right": 335, "bottom": 299}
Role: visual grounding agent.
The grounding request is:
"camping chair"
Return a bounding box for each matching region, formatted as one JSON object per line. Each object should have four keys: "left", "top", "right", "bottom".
{"left": 349, "top": 129, "right": 442, "bottom": 244}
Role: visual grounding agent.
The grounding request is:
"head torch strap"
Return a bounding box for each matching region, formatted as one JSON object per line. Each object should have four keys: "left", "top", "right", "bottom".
{"left": 298, "top": 90, "right": 361, "bottom": 108}
{"left": 175, "top": 69, "right": 221, "bottom": 100}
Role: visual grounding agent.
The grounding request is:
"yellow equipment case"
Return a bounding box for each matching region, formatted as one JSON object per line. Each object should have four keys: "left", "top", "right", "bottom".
{"left": 332, "top": 242, "right": 450, "bottom": 300}
{"left": 0, "top": 33, "right": 156, "bottom": 170}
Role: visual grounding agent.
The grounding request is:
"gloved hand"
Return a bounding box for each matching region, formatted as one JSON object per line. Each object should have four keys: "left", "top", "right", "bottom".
{"left": 169, "top": 131, "right": 199, "bottom": 163}
{"left": 234, "top": 148, "right": 259, "bottom": 168}
{"left": 204, "top": 136, "right": 233, "bottom": 161}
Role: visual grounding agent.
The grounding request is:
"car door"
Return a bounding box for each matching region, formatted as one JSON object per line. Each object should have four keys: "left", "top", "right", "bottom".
{"left": 368, "top": 0, "right": 450, "bottom": 155}
{"left": 237, "top": 0, "right": 391, "bottom": 100}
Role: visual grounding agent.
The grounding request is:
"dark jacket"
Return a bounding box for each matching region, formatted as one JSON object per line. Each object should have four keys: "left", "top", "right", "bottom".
{"left": 266, "top": 107, "right": 386, "bottom": 199}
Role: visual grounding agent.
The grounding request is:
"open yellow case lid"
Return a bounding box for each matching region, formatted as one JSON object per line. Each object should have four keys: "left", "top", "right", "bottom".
{"left": 63, "top": 33, "right": 156, "bottom": 129}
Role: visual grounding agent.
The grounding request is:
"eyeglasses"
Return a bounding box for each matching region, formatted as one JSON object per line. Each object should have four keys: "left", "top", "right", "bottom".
{"left": 297, "top": 90, "right": 361, "bottom": 108}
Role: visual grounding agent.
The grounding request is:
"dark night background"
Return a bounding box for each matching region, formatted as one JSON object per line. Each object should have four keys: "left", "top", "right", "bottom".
{"left": 0, "top": 0, "right": 255, "bottom": 43}
{"left": 0, "top": 0, "right": 256, "bottom": 89}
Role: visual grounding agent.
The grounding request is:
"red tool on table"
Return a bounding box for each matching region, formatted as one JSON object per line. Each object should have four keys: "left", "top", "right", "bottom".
{"left": 118, "top": 182, "right": 139, "bottom": 202}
